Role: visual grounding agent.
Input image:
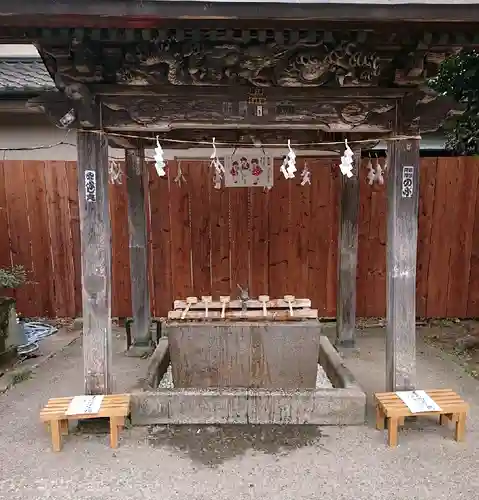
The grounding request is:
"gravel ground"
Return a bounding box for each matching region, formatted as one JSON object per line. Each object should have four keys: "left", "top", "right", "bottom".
{"left": 1, "top": 326, "right": 479, "bottom": 500}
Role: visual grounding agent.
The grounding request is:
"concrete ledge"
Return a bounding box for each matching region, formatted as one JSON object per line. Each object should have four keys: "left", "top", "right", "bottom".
{"left": 131, "top": 335, "right": 366, "bottom": 426}
{"left": 131, "top": 387, "right": 365, "bottom": 425}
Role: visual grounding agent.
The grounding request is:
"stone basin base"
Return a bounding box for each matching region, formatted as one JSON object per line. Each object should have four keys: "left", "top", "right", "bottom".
{"left": 131, "top": 336, "right": 366, "bottom": 426}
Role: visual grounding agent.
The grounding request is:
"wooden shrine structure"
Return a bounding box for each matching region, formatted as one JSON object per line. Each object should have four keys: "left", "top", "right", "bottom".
{"left": 0, "top": 0, "right": 479, "bottom": 395}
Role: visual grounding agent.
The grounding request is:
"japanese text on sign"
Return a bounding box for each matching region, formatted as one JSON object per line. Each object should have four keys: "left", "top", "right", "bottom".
{"left": 84, "top": 170, "right": 97, "bottom": 203}
{"left": 402, "top": 166, "right": 414, "bottom": 198}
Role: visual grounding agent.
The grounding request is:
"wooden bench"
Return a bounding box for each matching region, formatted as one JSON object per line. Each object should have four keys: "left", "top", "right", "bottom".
{"left": 374, "top": 389, "right": 468, "bottom": 447}
{"left": 40, "top": 394, "right": 131, "bottom": 452}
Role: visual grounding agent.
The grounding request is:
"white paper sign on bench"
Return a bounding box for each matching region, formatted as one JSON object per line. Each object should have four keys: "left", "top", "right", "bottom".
{"left": 396, "top": 390, "right": 442, "bottom": 413}
{"left": 66, "top": 395, "right": 104, "bottom": 416}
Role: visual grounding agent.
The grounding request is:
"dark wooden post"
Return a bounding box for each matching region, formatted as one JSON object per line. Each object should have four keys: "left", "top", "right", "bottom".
{"left": 77, "top": 130, "right": 112, "bottom": 394}
{"left": 125, "top": 147, "right": 151, "bottom": 354}
{"left": 336, "top": 148, "right": 360, "bottom": 349}
{"left": 386, "top": 138, "right": 420, "bottom": 391}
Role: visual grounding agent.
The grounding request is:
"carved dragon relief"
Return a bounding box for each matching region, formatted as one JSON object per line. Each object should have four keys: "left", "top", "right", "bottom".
{"left": 115, "top": 38, "right": 382, "bottom": 87}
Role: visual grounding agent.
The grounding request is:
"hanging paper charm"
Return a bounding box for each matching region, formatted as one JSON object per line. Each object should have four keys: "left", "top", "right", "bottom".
{"left": 174, "top": 161, "right": 186, "bottom": 187}
{"left": 108, "top": 158, "right": 123, "bottom": 185}
{"left": 339, "top": 139, "right": 354, "bottom": 178}
{"left": 366, "top": 156, "right": 375, "bottom": 185}
{"left": 210, "top": 137, "right": 225, "bottom": 175}
{"left": 366, "top": 156, "right": 385, "bottom": 186}
{"left": 281, "top": 140, "right": 297, "bottom": 179}
{"left": 300, "top": 162, "right": 311, "bottom": 186}
{"left": 154, "top": 137, "right": 166, "bottom": 177}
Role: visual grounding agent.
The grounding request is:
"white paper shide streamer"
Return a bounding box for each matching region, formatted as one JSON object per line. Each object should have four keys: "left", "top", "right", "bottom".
{"left": 154, "top": 137, "right": 166, "bottom": 177}
{"left": 339, "top": 139, "right": 354, "bottom": 178}
{"left": 366, "top": 156, "right": 384, "bottom": 186}
{"left": 300, "top": 163, "right": 311, "bottom": 186}
{"left": 210, "top": 137, "right": 225, "bottom": 188}
{"left": 280, "top": 140, "right": 297, "bottom": 179}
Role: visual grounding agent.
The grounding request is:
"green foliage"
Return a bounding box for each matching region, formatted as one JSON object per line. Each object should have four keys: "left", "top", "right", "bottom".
{"left": 430, "top": 50, "right": 479, "bottom": 155}
{"left": 0, "top": 265, "right": 27, "bottom": 290}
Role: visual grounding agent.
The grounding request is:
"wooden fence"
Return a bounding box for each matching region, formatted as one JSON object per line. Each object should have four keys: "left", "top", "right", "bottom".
{"left": 1, "top": 157, "right": 478, "bottom": 319}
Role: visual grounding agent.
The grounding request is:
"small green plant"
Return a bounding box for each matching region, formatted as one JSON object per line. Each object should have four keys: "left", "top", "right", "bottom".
{"left": 0, "top": 265, "right": 27, "bottom": 290}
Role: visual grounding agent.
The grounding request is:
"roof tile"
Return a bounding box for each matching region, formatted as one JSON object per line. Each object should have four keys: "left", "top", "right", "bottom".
{"left": 0, "top": 59, "right": 55, "bottom": 93}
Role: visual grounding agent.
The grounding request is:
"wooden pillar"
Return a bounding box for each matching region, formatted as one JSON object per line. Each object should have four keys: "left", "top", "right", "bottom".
{"left": 336, "top": 148, "right": 360, "bottom": 349}
{"left": 77, "top": 130, "right": 112, "bottom": 394}
{"left": 125, "top": 147, "right": 151, "bottom": 351}
{"left": 386, "top": 138, "right": 420, "bottom": 391}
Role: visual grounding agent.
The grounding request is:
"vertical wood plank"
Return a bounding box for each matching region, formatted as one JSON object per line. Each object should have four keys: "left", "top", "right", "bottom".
{"left": 230, "top": 186, "right": 251, "bottom": 296}
{"left": 326, "top": 161, "right": 340, "bottom": 317}
{"left": 307, "top": 159, "right": 334, "bottom": 316}
{"left": 44, "top": 162, "right": 76, "bottom": 317}
{"left": 467, "top": 159, "right": 479, "bottom": 316}
{"left": 149, "top": 161, "right": 172, "bottom": 317}
{"left": 288, "top": 159, "right": 311, "bottom": 298}
{"left": 169, "top": 160, "right": 194, "bottom": 300}
{"left": 65, "top": 161, "right": 82, "bottom": 316}
{"left": 426, "top": 158, "right": 455, "bottom": 317}
{"left": 126, "top": 148, "right": 151, "bottom": 346}
{"left": 77, "top": 130, "right": 112, "bottom": 395}
{"left": 210, "top": 175, "right": 231, "bottom": 297}
{"left": 386, "top": 138, "right": 420, "bottom": 392}
{"left": 189, "top": 161, "right": 212, "bottom": 297}
{"left": 367, "top": 181, "right": 387, "bottom": 318}
{"left": 268, "top": 160, "right": 290, "bottom": 298}
{"left": 56, "top": 162, "right": 77, "bottom": 318}
{"left": 357, "top": 158, "right": 373, "bottom": 317}
{"left": 336, "top": 149, "right": 360, "bottom": 348}
{"left": 109, "top": 168, "right": 131, "bottom": 318}
{"left": 3, "top": 161, "right": 35, "bottom": 316}
{"left": 24, "top": 161, "right": 53, "bottom": 317}
{"left": 250, "top": 188, "right": 269, "bottom": 297}
{"left": 0, "top": 161, "right": 11, "bottom": 275}
{"left": 447, "top": 157, "right": 478, "bottom": 317}
{"left": 416, "top": 157, "right": 438, "bottom": 318}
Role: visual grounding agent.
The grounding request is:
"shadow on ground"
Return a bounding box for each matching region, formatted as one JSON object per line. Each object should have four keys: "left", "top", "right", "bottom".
{"left": 147, "top": 424, "right": 326, "bottom": 466}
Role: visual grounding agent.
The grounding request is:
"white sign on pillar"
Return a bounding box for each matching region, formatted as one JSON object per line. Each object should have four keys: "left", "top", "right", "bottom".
{"left": 401, "top": 166, "right": 414, "bottom": 198}
{"left": 84, "top": 170, "right": 97, "bottom": 203}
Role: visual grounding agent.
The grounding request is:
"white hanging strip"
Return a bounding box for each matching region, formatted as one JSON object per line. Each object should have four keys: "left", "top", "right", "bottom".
{"left": 174, "top": 161, "right": 186, "bottom": 186}
{"left": 280, "top": 139, "right": 297, "bottom": 179}
{"left": 300, "top": 162, "right": 311, "bottom": 186}
{"left": 210, "top": 137, "right": 225, "bottom": 175}
{"left": 374, "top": 158, "right": 384, "bottom": 185}
{"left": 154, "top": 136, "right": 166, "bottom": 177}
{"left": 366, "top": 156, "right": 375, "bottom": 185}
{"left": 339, "top": 139, "right": 354, "bottom": 178}
{"left": 108, "top": 158, "right": 123, "bottom": 185}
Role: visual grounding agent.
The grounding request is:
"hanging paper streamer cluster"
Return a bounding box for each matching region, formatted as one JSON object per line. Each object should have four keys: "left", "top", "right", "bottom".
{"left": 210, "top": 138, "right": 225, "bottom": 189}
{"left": 366, "top": 156, "right": 384, "bottom": 185}
{"left": 339, "top": 139, "right": 354, "bottom": 178}
{"left": 154, "top": 137, "right": 166, "bottom": 177}
{"left": 300, "top": 162, "right": 311, "bottom": 186}
{"left": 280, "top": 140, "right": 297, "bottom": 179}
{"left": 108, "top": 158, "right": 123, "bottom": 185}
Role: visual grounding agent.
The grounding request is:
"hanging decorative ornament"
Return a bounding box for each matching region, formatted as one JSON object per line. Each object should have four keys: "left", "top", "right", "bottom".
{"left": 154, "top": 136, "right": 166, "bottom": 177}
{"left": 108, "top": 158, "right": 123, "bottom": 185}
{"left": 280, "top": 139, "right": 297, "bottom": 179}
{"left": 339, "top": 139, "right": 354, "bottom": 178}
{"left": 374, "top": 160, "right": 384, "bottom": 185}
{"left": 300, "top": 162, "right": 311, "bottom": 186}
{"left": 174, "top": 161, "right": 186, "bottom": 187}
{"left": 210, "top": 137, "right": 225, "bottom": 175}
{"left": 213, "top": 169, "right": 222, "bottom": 190}
{"left": 366, "top": 156, "right": 375, "bottom": 185}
